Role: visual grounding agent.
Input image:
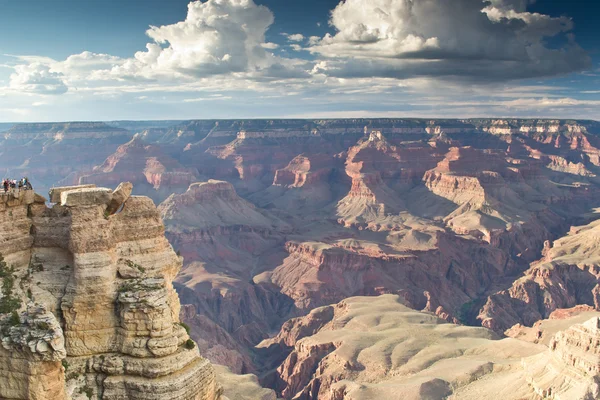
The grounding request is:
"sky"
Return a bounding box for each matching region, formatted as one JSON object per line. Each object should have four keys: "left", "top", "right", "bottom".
{"left": 0, "top": 0, "right": 598, "bottom": 122}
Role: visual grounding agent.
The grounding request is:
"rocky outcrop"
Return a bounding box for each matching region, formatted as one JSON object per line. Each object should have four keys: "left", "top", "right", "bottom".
{"left": 0, "top": 184, "right": 222, "bottom": 400}
{"left": 523, "top": 317, "right": 600, "bottom": 399}
{"left": 263, "top": 294, "right": 600, "bottom": 400}
{"left": 215, "top": 365, "right": 277, "bottom": 400}
{"left": 260, "top": 232, "right": 517, "bottom": 321}
{"left": 480, "top": 218, "right": 600, "bottom": 332}
{"left": 6, "top": 118, "right": 600, "bottom": 397}
{"left": 249, "top": 154, "right": 345, "bottom": 213}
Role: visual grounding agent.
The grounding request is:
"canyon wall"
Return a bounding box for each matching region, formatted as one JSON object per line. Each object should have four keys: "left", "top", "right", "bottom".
{"left": 0, "top": 184, "right": 222, "bottom": 400}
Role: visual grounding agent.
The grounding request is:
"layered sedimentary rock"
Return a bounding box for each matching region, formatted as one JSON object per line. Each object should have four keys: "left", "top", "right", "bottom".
{"left": 259, "top": 230, "right": 516, "bottom": 320}
{"left": 159, "top": 181, "right": 291, "bottom": 372}
{"left": 523, "top": 316, "right": 600, "bottom": 399}
{"left": 422, "top": 146, "right": 571, "bottom": 254}
{"left": 78, "top": 135, "right": 199, "bottom": 203}
{"left": 158, "top": 122, "right": 600, "bottom": 374}
{"left": 250, "top": 153, "right": 345, "bottom": 213}
{"left": 262, "top": 294, "right": 600, "bottom": 400}
{"left": 480, "top": 218, "right": 600, "bottom": 332}
{"left": 215, "top": 365, "right": 277, "bottom": 400}
{"left": 5, "top": 118, "right": 600, "bottom": 391}
{"left": 0, "top": 184, "right": 222, "bottom": 400}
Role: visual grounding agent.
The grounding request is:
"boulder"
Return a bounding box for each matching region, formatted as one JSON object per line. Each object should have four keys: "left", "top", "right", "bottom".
{"left": 34, "top": 193, "right": 47, "bottom": 204}
{"left": 107, "top": 182, "right": 133, "bottom": 214}
{"left": 60, "top": 187, "right": 112, "bottom": 207}
{"left": 49, "top": 184, "right": 96, "bottom": 203}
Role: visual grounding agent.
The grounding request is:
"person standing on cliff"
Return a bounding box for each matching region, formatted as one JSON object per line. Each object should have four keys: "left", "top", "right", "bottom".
{"left": 2, "top": 180, "right": 7, "bottom": 193}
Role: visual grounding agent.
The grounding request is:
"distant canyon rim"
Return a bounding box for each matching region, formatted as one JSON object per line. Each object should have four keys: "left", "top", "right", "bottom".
{"left": 1, "top": 118, "right": 600, "bottom": 399}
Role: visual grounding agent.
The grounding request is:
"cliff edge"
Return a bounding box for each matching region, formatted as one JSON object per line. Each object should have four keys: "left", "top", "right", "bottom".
{"left": 0, "top": 184, "right": 222, "bottom": 400}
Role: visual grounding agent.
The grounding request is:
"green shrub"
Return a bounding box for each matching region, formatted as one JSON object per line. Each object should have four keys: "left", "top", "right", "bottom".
{"left": 125, "top": 259, "right": 145, "bottom": 273}
{"left": 178, "top": 322, "right": 191, "bottom": 335}
{"left": 36, "top": 321, "right": 50, "bottom": 331}
{"left": 66, "top": 372, "right": 80, "bottom": 381}
{"left": 184, "top": 339, "right": 195, "bottom": 350}
{"left": 0, "top": 255, "right": 21, "bottom": 314}
{"left": 79, "top": 386, "right": 93, "bottom": 399}
{"left": 8, "top": 311, "right": 20, "bottom": 326}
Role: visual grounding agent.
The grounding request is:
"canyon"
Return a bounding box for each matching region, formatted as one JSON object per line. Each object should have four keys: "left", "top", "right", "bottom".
{"left": 2, "top": 118, "right": 600, "bottom": 399}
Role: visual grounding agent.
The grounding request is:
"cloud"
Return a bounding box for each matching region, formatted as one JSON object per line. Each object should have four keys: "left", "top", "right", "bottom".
{"left": 284, "top": 33, "right": 305, "bottom": 42}
{"left": 183, "top": 95, "right": 233, "bottom": 102}
{"left": 102, "top": 0, "right": 294, "bottom": 80}
{"left": 9, "top": 62, "right": 68, "bottom": 94}
{"left": 0, "top": 0, "right": 596, "bottom": 123}
{"left": 58, "top": 51, "right": 124, "bottom": 79}
{"left": 309, "top": 0, "right": 591, "bottom": 81}
{"left": 261, "top": 42, "right": 279, "bottom": 50}
{"left": 308, "top": 36, "right": 320, "bottom": 46}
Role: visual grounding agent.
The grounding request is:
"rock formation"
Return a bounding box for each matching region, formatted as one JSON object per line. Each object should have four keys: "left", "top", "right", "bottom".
{"left": 159, "top": 180, "right": 291, "bottom": 372}
{"left": 480, "top": 217, "right": 600, "bottom": 332}
{"left": 262, "top": 294, "right": 600, "bottom": 400}
{"left": 78, "top": 135, "right": 199, "bottom": 203}
{"left": 523, "top": 316, "right": 600, "bottom": 399}
{"left": 215, "top": 365, "right": 277, "bottom": 400}
{"left": 0, "top": 184, "right": 222, "bottom": 400}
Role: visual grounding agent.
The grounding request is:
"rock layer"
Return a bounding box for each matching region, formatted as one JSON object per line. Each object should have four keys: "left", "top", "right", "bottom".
{"left": 262, "top": 294, "right": 600, "bottom": 400}
{"left": 0, "top": 184, "right": 222, "bottom": 400}
{"left": 480, "top": 218, "right": 600, "bottom": 332}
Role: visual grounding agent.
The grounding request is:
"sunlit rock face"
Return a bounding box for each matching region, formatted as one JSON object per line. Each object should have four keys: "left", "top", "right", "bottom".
{"left": 480, "top": 218, "right": 600, "bottom": 332}
{"left": 0, "top": 184, "right": 222, "bottom": 400}
{"left": 260, "top": 295, "right": 600, "bottom": 400}
{"left": 132, "top": 118, "right": 600, "bottom": 374}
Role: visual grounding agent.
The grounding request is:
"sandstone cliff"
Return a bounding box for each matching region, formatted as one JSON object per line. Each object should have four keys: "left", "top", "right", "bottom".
{"left": 0, "top": 184, "right": 222, "bottom": 400}
{"left": 6, "top": 118, "right": 600, "bottom": 390}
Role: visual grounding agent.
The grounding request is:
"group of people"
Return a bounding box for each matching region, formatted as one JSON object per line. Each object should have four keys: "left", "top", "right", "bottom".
{"left": 2, "top": 177, "right": 33, "bottom": 194}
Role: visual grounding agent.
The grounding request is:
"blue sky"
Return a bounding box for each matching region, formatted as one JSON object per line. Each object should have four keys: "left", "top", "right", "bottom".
{"left": 0, "top": 0, "right": 598, "bottom": 122}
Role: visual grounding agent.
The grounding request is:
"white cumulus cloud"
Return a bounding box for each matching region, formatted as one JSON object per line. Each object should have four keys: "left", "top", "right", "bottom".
{"left": 9, "top": 62, "right": 68, "bottom": 95}
{"left": 284, "top": 33, "right": 305, "bottom": 42}
{"left": 104, "top": 0, "right": 290, "bottom": 80}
